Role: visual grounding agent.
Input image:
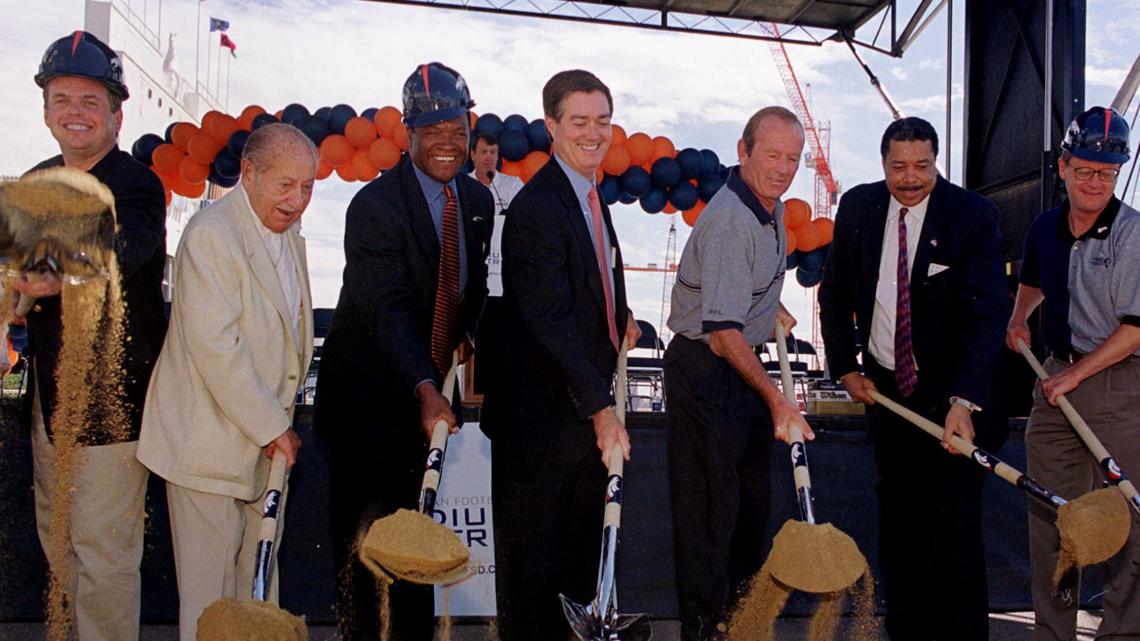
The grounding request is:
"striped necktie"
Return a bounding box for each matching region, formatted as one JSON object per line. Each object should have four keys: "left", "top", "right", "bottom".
{"left": 894, "top": 207, "right": 918, "bottom": 397}
{"left": 431, "top": 185, "right": 460, "bottom": 376}
{"left": 588, "top": 185, "right": 620, "bottom": 352}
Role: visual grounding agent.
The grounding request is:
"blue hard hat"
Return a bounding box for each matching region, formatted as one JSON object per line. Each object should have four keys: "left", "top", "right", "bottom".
{"left": 402, "top": 62, "right": 475, "bottom": 128}
{"left": 1061, "top": 106, "right": 1130, "bottom": 164}
{"left": 36, "top": 31, "right": 129, "bottom": 100}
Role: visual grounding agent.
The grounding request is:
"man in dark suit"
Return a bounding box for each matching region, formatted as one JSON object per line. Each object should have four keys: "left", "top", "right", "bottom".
{"left": 818, "top": 117, "right": 1008, "bottom": 640}
{"left": 314, "top": 63, "right": 493, "bottom": 641}
{"left": 479, "top": 69, "right": 640, "bottom": 641}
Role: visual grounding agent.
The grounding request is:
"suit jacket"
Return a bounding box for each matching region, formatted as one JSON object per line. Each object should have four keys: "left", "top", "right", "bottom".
{"left": 818, "top": 177, "right": 1008, "bottom": 421}
{"left": 480, "top": 158, "right": 629, "bottom": 460}
{"left": 315, "top": 155, "right": 493, "bottom": 446}
{"left": 137, "top": 186, "right": 313, "bottom": 501}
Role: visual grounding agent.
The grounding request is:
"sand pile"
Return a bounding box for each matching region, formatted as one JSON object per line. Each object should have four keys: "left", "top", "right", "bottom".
{"left": 1054, "top": 487, "right": 1131, "bottom": 584}
{"left": 196, "top": 598, "right": 308, "bottom": 641}
{"left": 360, "top": 508, "right": 469, "bottom": 580}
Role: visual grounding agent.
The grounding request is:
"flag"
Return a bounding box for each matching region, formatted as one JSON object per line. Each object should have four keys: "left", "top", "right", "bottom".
{"left": 219, "top": 32, "right": 237, "bottom": 57}
{"left": 209, "top": 17, "right": 229, "bottom": 32}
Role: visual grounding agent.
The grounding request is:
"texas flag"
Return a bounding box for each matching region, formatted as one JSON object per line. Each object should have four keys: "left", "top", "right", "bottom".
{"left": 219, "top": 32, "right": 237, "bottom": 57}
{"left": 209, "top": 17, "right": 229, "bottom": 32}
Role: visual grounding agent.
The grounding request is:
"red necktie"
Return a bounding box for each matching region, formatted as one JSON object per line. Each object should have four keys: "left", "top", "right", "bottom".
{"left": 430, "top": 185, "right": 460, "bottom": 376}
{"left": 894, "top": 207, "right": 918, "bottom": 397}
{"left": 588, "top": 186, "right": 620, "bottom": 352}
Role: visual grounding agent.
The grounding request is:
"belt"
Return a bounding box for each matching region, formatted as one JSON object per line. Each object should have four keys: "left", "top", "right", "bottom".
{"left": 1052, "top": 350, "right": 1086, "bottom": 365}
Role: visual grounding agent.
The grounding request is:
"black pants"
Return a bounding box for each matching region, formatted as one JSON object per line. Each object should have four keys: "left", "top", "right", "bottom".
{"left": 664, "top": 336, "right": 774, "bottom": 641}
{"left": 865, "top": 357, "right": 989, "bottom": 641}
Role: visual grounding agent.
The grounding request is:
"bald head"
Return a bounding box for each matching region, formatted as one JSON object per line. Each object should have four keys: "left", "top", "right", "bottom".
{"left": 242, "top": 123, "right": 318, "bottom": 171}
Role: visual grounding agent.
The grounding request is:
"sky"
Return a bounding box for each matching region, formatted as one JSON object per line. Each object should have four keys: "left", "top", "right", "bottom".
{"left": 2, "top": 0, "right": 1138, "bottom": 353}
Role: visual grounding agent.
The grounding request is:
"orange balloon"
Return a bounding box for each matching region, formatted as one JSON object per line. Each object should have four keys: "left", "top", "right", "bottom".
{"left": 319, "top": 134, "right": 354, "bottom": 167}
{"left": 374, "top": 106, "right": 403, "bottom": 138}
{"left": 610, "top": 124, "right": 627, "bottom": 148}
{"left": 596, "top": 167, "right": 605, "bottom": 185}
{"left": 172, "top": 174, "right": 206, "bottom": 198}
{"left": 164, "top": 189, "right": 172, "bottom": 207}
{"left": 170, "top": 123, "right": 200, "bottom": 152}
{"left": 392, "top": 123, "right": 410, "bottom": 151}
{"left": 209, "top": 114, "right": 241, "bottom": 144}
{"left": 795, "top": 220, "right": 823, "bottom": 252}
{"left": 152, "top": 144, "right": 185, "bottom": 174}
{"left": 663, "top": 202, "right": 677, "bottom": 214}
{"left": 783, "top": 198, "right": 811, "bottom": 229}
{"left": 345, "top": 116, "right": 378, "bottom": 150}
{"left": 335, "top": 162, "right": 357, "bottom": 182}
{"left": 650, "top": 136, "right": 676, "bottom": 162}
{"left": 153, "top": 168, "right": 179, "bottom": 192}
{"left": 316, "top": 160, "right": 334, "bottom": 180}
{"left": 521, "top": 151, "right": 550, "bottom": 182}
{"left": 500, "top": 160, "right": 522, "bottom": 177}
{"left": 200, "top": 110, "right": 224, "bottom": 134}
{"left": 178, "top": 157, "right": 210, "bottom": 184}
{"left": 469, "top": 111, "right": 479, "bottom": 129}
{"left": 682, "top": 201, "right": 705, "bottom": 227}
{"left": 813, "top": 217, "right": 835, "bottom": 245}
{"left": 625, "top": 133, "right": 652, "bottom": 167}
{"left": 352, "top": 149, "right": 380, "bottom": 182}
{"left": 368, "top": 137, "right": 401, "bottom": 171}
{"left": 274, "top": 109, "right": 284, "bottom": 120}
{"left": 785, "top": 228, "right": 798, "bottom": 256}
{"left": 238, "top": 105, "right": 266, "bottom": 131}
{"left": 601, "top": 145, "right": 631, "bottom": 176}
{"left": 187, "top": 133, "right": 224, "bottom": 164}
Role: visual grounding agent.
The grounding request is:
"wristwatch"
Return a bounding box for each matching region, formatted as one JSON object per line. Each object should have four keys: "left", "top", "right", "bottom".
{"left": 949, "top": 396, "right": 982, "bottom": 413}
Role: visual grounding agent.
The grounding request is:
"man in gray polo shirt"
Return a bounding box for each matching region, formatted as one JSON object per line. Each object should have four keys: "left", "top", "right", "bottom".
{"left": 664, "top": 105, "right": 812, "bottom": 641}
{"left": 1006, "top": 106, "right": 1140, "bottom": 640}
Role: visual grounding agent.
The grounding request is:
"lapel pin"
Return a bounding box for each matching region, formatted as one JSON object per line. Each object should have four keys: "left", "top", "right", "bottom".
{"left": 930, "top": 239, "right": 938, "bottom": 247}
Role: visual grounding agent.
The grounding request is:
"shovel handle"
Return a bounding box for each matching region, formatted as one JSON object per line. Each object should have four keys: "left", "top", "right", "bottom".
{"left": 870, "top": 390, "right": 1067, "bottom": 508}
{"left": 604, "top": 344, "right": 629, "bottom": 529}
{"left": 1016, "top": 340, "right": 1140, "bottom": 514}
{"left": 776, "top": 321, "right": 815, "bottom": 524}
{"left": 252, "top": 450, "right": 289, "bottom": 601}
{"left": 419, "top": 351, "right": 460, "bottom": 515}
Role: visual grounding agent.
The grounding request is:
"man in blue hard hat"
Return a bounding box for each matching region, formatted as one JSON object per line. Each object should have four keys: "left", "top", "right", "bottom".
{"left": 315, "top": 62, "right": 493, "bottom": 641}
{"left": 15, "top": 30, "right": 166, "bottom": 641}
{"left": 1006, "top": 106, "right": 1140, "bottom": 640}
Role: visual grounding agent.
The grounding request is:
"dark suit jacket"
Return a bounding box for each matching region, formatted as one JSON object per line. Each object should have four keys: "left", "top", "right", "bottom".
{"left": 315, "top": 155, "right": 493, "bottom": 445}
{"left": 479, "top": 158, "right": 629, "bottom": 461}
{"left": 818, "top": 178, "right": 1008, "bottom": 432}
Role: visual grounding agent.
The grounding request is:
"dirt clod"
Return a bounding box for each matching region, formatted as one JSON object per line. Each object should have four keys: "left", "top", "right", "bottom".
{"left": 360, "top": 508, "right": 469, "bottom": 578}
{"left": 196, "top": 598, "right": 308, "bottom": 641}
{"left": 1054, "top": 487, "right": 1131, "bottom": 585}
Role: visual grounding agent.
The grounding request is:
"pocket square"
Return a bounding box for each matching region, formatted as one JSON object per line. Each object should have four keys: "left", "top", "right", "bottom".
{"left": 928, "top": 263, "right": 950, "bottom": 276}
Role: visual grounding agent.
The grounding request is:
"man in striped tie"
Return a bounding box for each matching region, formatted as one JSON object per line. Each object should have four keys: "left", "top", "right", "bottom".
{"left": 315, "top": 63, "right": 494, "bottom": 641}
{"left": 819, "top": 117, "right": 1008, "bottom": 641}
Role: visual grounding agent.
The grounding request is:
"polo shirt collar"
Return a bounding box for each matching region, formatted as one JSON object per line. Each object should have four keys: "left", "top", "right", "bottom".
{"left": 1056, "top": 196, "right": 1121, "bottom": 241}
{"left": 726, "top": 166, "right": 774, "bottom": 226}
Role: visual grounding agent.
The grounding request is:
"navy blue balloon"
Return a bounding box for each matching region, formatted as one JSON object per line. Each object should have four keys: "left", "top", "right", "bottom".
{"left": 213, "top": 148, "right": 241, "bottom": 179}
{"left": 698, "top": 174, "right": 725, "bottom": 203}
{"left": 327, "top": 104, "right": 357, "bottom": 135}
{"left": 640, "top": 188, "right": 667, "bottom": 214}
{"left": 619, "top": 193, "right": 638, "bottom": 205}
{"left": 299, "top": 115, "right": 330, "bottom": 146}
{"left": 700, "top": 149, "right": 720, "bottom": 177}
{"left": 226, "top": 130, "right": 251, "bottom": 158}
{"left": 620, "top": 167, "right": 651, "bottom": 198}
{"left": 599, "top": 175, "right": 622, "bottom": 205}
{"left": 786, "top": 252, "right": 799, "bottom": 271}
{"left": 499, "top": 129, "right": 530, "bottom": 162}
{"left": 251, "top": 113, "right": 278, "bottom": 130}
{"left": 796, "top": 266, "right": 822, "bottom": 288}
{"left": 676, "top": 148, "right": 703, "bottom": 180}
{"left": 131, "top": 133, "right": 164, "bottom": 166}
{"left": 526, "top": 119, "right": 551, "bottom": 153}
{"left": 474, "top": 113, "right": 504, "bottom": 139}
{"left": 361, "top": 107, "right": 379, "bottom": 122}
{"left": 668, "top": 182, "right": 699, "bottom": 211}
{"left": 281, "top": 103, "right": 310, "bottom": 127}
{"left": 799, "top": 245, "right": 829, "bottom": 272}
{"left": 164, "top": 122, "right": 178, "bottom": 144}
{"left": 208, "top": 166, "right": 240, "bottom": 188}
{"left": 718, "top": 164, "right": 730, "bottom": 180}
{"left": 503, "top": 114, "right": 528, "bottom": 132}
{"left": 650, "top": 157, "right": 681, "bottom": 190}
{"left": 313, "top": 106, "right": 332, "bottom": 121}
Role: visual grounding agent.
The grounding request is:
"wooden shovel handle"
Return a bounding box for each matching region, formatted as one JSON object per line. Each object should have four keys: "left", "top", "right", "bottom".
{"left": 418, "top": 351, "right": 460, "bottom": 514}
{"left": 603, "top": 342, "right": 629, "bottom": 529}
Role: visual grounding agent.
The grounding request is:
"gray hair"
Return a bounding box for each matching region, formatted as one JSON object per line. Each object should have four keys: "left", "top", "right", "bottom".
{"left": 242, "top": 123, "right": 317, "bottom": 169}
{"left": 742, "top": 106, "right": 802, "bottom": 152}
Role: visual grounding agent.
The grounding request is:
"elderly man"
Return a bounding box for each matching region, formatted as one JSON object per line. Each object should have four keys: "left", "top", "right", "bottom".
{"left": 17, "top": 31, "right": 166, "bottom": 641}
{"left": 478, "top": 69, "right": 640, "bottom": 641}
{"left": 136, "top": 123, "right": 315, "bottom": 641}
{"left": 315, "top": 62, "right": 493, "bottom": 641}
{"left": 819, "top": 117, "right": 1008, "bottom": 640}
{"left": 663, "top": 106, "right": 810, "bottom": 641}
{"left": 1006, "top": 106, "right": 1140, "bottom": 640}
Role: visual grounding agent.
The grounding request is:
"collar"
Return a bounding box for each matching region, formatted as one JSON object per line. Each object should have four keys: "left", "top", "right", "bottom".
{"left": 726, "top": 167, "right": 774, "bottom": 226}
{"left": 554, "top": 153, "right": 596, "bottom": 202}
{"left": 887, "top": 192, "right": 931, "bottom": 222}
{"left": 412, "top": 162, "right": 458, "bottom": 203}
{"left": 1057, "top": 196, "right": 1121, "bottom": 241}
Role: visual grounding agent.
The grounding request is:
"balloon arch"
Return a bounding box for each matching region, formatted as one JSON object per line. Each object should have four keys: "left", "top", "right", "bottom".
{"left": 130, "top": 103, "right": 833, "bottom": 286}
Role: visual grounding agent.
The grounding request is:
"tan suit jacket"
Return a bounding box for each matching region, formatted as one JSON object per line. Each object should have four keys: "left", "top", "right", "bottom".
{"left": 137, "top": 186, "right": 313, "bottom": 501}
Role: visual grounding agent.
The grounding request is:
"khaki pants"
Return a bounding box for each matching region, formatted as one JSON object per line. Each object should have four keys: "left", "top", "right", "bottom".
{"left": 1026, "top": 356, "right": 1140, "bottom": 641}
{"left": 166, "top": 478, "right": 287, "bottom": 641}
{"left": 31, "top": 392, "right": 148, "bottom": 641}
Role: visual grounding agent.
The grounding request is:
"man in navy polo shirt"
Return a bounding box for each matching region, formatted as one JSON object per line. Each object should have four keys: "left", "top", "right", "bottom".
{"left": 1006, "top": 106, "right": 1140, "bottom": 640}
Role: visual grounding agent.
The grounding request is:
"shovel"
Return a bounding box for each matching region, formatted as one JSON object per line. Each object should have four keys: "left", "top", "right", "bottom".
{"left": 1016, "top": 339, "right": 1140, "bottom": 516}
{"left": 359, "top": 352, "right": 471, "bottom": 585}
{"left": 870, "top": 390, "right": 1130, "bottom": 580}
{"left": 560, "top": 342, "right": 652, "bottom": 641}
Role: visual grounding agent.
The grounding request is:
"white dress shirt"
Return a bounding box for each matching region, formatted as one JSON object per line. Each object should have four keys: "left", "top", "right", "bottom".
{"left": 476, "top": 170, "right": 525, "bottom": 298}
{"left": 242, "top": 189, "right": 301, "bottom": 335}
{"left": 868, "top": 194, "right": 929, "bottom": 370}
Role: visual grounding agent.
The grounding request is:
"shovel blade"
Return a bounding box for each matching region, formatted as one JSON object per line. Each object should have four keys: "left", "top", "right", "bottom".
{"left": 560, "top": 594, "right": 653, "bottom": 641}
{"left": 560, "top": 594, "right": 600, "bottom": 641}
{"left": 606, "top": 612, "right": 653, "bottom": 641}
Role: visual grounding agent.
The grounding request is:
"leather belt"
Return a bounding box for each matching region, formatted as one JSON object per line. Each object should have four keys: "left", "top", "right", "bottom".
{"left": 1053, "top": 350, "right": 1086, "bottom": 365}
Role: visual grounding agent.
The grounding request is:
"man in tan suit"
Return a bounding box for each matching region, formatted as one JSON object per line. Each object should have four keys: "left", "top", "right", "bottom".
{"left": 137, "top": 123, "right": 316, "bottom": 641}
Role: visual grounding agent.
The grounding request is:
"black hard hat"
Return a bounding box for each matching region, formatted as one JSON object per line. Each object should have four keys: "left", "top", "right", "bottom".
{"left": 1061, "top": 106, "right": 1130, "bottom": 164}
{"left": 401, "top": 62, "right": 475, "bottom": 128}
{"left": 35, "top": 31, "right": 129, "bottom": 100}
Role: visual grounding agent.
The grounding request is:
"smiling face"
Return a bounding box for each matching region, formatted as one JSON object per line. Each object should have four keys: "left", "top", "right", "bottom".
{"left": 43, "top": 76, "right": 122, "bottom": 169}
{"left": 410, "top": 115, "right": 469, "bottom": 183}
{"left": 241, "top": 141, "right": 317, "bottom": 233}
{"left": 882, "top": 139, "right": 938, "bottom": 207}
{"left": 1059, "top": 154, "right": 1120, "bottom": 218}
{"left": 737, "top": 115, "right": 804, "bottom": 211}
{"left": 545, "top": 90, "right": 612, "bottom": 179}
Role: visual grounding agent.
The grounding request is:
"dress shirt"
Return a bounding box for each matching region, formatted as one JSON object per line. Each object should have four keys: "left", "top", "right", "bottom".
{"left": 553, "top": 153, "right": 615, "bottom": 295}
{"left": 868, "top": 194, "right": 929, "bottom": 370}
{"left": 413, "top": 164, "right": 468, "bottom": 291}
{"left": 241, "top": 187, "right": 301, "bottom": 335}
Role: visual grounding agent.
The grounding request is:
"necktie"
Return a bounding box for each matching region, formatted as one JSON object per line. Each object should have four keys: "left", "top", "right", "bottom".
{"left": 430, "top": 185, "right": 460, "bottom": 376}
{"left": 588, "top": 186, "right": 620, "bottom": 352}
{"left": 894, "top": 207, "right": 918, "bottom": 397}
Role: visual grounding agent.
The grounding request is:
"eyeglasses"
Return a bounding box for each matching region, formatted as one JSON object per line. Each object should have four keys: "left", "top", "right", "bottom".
{"left": 1069, "top": 167, "right": 1120, "bottom": 182}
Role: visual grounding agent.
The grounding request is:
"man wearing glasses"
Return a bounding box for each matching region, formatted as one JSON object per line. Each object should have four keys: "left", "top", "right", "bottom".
{"left": 1006, "top": 106, "right": 1140, "bottom": 640}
